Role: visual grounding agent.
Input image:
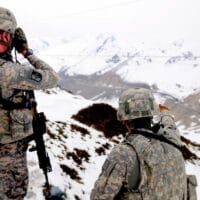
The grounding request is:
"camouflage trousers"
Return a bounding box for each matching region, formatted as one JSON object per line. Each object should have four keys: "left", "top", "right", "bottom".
{"left": 0, "top": 139, "right": 28, "bottom": 200}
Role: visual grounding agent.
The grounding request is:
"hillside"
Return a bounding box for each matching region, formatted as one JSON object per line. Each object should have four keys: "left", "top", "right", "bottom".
{"left": 24, "top": 88, "right": 200, "bottom": 200}
{"left": 23, "top": 34, "right": 200, "bottom": 200}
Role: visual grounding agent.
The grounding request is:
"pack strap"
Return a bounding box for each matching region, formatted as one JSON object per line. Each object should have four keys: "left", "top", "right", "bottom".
{"left": 0, "top": 97, "right": 28, "bottom": 110}
{"left": 124, "top": 130, "right": 182, "bottom": 193}
{"left": 133, "top": 129, "right": 182, "bottom": 152}
{"left": 125, "top": 134, "right": 153, "bottom": 194}
{"left": 0, "top": 90, "right": 33, "bottom": 110}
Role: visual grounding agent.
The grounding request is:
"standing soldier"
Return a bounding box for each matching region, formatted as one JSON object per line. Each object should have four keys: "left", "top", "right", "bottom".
{"left": 0, "top": 7, "right": 58, "bottom": 199}
{"left": 91, "top": 88, "right": 189, "bottom": 200}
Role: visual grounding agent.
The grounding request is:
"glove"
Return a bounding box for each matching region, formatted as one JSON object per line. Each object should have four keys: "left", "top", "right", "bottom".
{"left": 159, "top": 104, "right": 169, "bottom": 112}
{"left": 159, "top": 104, "right": 174, "bottom": 125}
{"left": 12, "top": 28, "right": 31, "bottom": 57}
{"left": 159, "top": 104, "right": 172, "bottom": 116}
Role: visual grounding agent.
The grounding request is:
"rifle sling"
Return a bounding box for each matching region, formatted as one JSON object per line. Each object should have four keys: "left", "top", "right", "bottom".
{"left": 133, "top": 129, "right": 182, "bottom": 152}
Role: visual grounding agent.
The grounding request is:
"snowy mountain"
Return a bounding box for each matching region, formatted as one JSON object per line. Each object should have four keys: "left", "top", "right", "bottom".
{"left": 33, "top": 33, "right": 200, "bottom": 99}
{"left": 35, "top": 33, "right": 200, "bottom": 129}
{"left": 1, "top": 0, "right": 200, "bottom": 199}
{"left": 22, "top": 34, "right": 200, "bottom": 200}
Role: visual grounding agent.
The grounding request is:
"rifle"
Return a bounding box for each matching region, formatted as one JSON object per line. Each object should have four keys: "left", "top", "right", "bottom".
{"left": 29, "top": 93, "right": 52, "bottom": 191}
{"left": 32, "top": 111, "right": 52, "bottom": 188}
{"left": 29, "top": 93, "right": 66, "bottom": 199}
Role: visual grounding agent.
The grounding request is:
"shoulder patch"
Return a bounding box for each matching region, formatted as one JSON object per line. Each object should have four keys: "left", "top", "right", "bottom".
{"left": 31, "top": 71, "right": 42, "bottom": 82}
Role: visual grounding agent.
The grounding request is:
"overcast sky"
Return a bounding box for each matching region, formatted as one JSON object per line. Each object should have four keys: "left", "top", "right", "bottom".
{"left": 1, "top": 0, "right": 200, "bottom": 45}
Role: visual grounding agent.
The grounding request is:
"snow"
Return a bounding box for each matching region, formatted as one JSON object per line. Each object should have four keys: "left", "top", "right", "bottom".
{"left": 179, "top": 126, "right": 200, "bottom": 198}
{"left": 25, "top": 88, "right": 117, "bottom": 200}
{"left": 186, "top": 162, "right": 200, "bottom": 198}
{"left": 0, "top": 0, "right": 199, "bottom": 198}
{"left": 21, "top": 33, "right": 200, "bottom": 199}
{"left": 23, "top": 88, "right": 200, "bottom": 200}
{"left": 117, "top": 58, "right": 200, "bottom": 98}
{"left": 35, "top": 88, "right": 92, "bottom": 121}
{"left": 30, "top": 34, "right": 200, "bottom": 100}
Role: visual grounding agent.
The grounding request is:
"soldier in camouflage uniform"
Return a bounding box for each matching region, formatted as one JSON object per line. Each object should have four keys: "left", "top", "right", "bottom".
{"left": 91, "top": 88, "right": 188, "bottom": 200}
{"left": 0, "top": 7, "right": 58, "bottom": 200}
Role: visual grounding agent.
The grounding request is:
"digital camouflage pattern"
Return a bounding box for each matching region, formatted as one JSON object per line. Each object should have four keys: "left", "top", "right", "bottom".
{"left": 0, "top": 54, "right": 58, "bottom": 90}
{"left": 91, "top": 129, "right": 187, "bottom": 200}
{"left": 0, "top": 7, "right": 59, "bottom": 200}
{"left": 125, "top": 133, "right": 187, "bottom": 200}
{"left": 187, "top": 175, "right": 197, "bottom": 200}
{"left": 0, "top": 55, "right": 58, "bottom": 144}
{"left": 0, "top": 53, "right": 58, "bottom": 199}
{"left": 90, "top": 140, "right": 139, "bottom": 200}
{"left": 91, "top": 88, "right": 188, "bottom": 200}
{"left": 117, "top": 88, "right": 159, "bottom": 121}
{"left": 0, "top": 7, "right": 17, "bottom": 33}
{"left": 0, "top": 139, "right": 28, "bottom": 200}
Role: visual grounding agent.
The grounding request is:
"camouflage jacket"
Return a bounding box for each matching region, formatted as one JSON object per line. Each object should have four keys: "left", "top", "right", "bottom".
{"left": 0, "top": 54, "right": 58, "bottom": 143}
{"left": 90, "top": 112, "right": 187, "bottom": 200}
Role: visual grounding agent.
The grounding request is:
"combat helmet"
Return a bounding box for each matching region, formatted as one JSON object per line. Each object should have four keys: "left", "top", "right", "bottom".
{"left": 0, "top": 7, "right": 17, "bottom": 34}
{"left": 117, "top": 88, "right": 159, "bottom": 121}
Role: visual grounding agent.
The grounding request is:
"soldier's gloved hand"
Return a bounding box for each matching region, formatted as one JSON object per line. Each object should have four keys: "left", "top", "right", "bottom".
{"left": 159, "top": 104, "right": 174, "bottom": 125}
{"left": 13, "top": 28, "right": 33, "bottom": 57}
{"left": 159, "top": 104, "right": 169, "bottom": 112}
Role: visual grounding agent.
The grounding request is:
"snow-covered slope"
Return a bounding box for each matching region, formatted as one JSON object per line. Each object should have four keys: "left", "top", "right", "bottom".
{"left": 24, "top": 88, "right": 200, "bottom": 200}
{"left": 24, "top": 88, "right": 121, "bottom": 200}
{"left": 33, "top": 34, "right": 200, "bottom": 99}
